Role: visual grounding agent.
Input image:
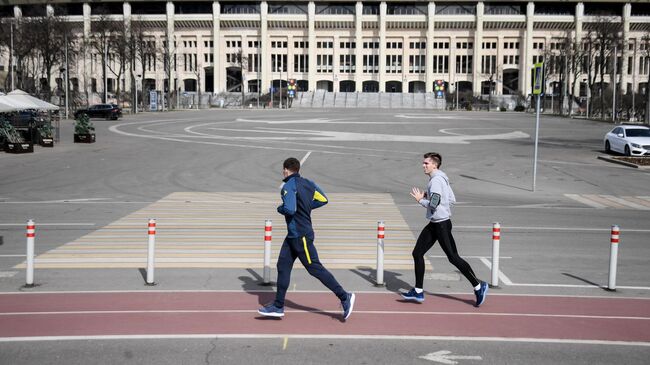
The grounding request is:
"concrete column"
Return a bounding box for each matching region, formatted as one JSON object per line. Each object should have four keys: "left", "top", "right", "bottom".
{"left": 212, "top": 1, "right": 221, "bottom": 92}
{"left": 355, "top": 1, "right": 363, "bottom": 92}
{"left": 497, "top": 34, "right": 504, "bottom": 94}
{"left": 574, "top": 2, "right": 584, "bottom": 96}
{"left": 333, "top": 34, "right": 339, "bottom": 92}
{"left": 450, "top": 35, "right": 457, "bottom": 93}
{"left": 261, "top": 1, "right": 269, "bottom": 93}
{"left": 308, "top": 2, "right": 316, "bottom": 91}
{"left": 83, "top": 3, "right": 91, "bottom": 104}
{"left": 522, "top": 2, "right": 534, "bottom": 96}
{"left": 402, "top": 35, "right": 407, "bottom": 93}
{"left": 166, "top": 1, "right": 175, "bottom": 100}
{"left": 288, "top": 35, "right": 294, "bottom": 82}
{"left": 621, "top": 3, "right": 631, "bottom": 94}
{"left": 473, "top": 2, "right": 483, "bottom": 95}
{"left": 425, "top": 2, "right": 435, "bottom": 92}
{"left": 124, "top": 2, "right": 132, "bottom": 91}
{"left": 379, "top": 1, "right": 387, "bottom": 92}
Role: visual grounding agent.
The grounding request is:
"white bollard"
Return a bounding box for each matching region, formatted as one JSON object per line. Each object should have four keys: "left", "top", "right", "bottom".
{"left": 491, "top": 222, "right": 501, "bottom": 287}
{"left": 263, "top": 220, "right": 272, "bottom": 285}
{"left": 608, "top": 225, "right": 620, "bottom": 291}
{"left": 376, "top": 221, "right": 385, "bottom": 286}
{"left": 146, "top": 219, "right": 156, "bottom": 285}
{"left": 25, "top": 219, "right": 35, "bottom": 287}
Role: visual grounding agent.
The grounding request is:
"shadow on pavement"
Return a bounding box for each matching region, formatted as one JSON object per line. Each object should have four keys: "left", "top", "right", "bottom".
{"left": 350, "top": 267, "right": 411, "bottom": 293}
{"left": 239, "top": 268, "right": 344, "bottom": 322}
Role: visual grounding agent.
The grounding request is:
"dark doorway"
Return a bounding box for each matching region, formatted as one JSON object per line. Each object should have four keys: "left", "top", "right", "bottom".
{"left": 386, "top": 81, "right": 402, "bottom": 93}
{"left": 204, "top": 67, "right": 214, "bottom": 92}
{"left": 226, "top": 67, "right": 241, "bottom": 92}
{"left": 363, "top": 81, "right": 379, "bottom": 92}
{"left": 339, "top": 80, "right": 355, "bottom": 92}
{"left": 503, "top": 69, "right": 519, "bottom": 95}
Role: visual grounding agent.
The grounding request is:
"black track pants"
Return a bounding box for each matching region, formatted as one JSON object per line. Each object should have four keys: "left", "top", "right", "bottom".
{"left": 274, "top": 236, "right": 347, "bottom": 308}
{"left": 412, "top": 220, "right": 480, "bottom": 289}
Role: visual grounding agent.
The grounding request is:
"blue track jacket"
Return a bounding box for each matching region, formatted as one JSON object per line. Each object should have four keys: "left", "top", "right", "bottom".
{"left": 277, "top": 173, "right": 328, "bottom": 238}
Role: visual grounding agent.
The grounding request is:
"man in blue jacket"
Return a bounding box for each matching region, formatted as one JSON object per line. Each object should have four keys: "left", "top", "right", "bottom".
{"left": 258, "top": 157, "right": 355, "bottom": 320}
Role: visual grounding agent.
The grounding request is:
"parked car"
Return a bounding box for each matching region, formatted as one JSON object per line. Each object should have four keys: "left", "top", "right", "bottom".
{"left": 74, "top": 104, "right": 122, "bottom": 120}
{"left": 604, "top": 125, "right": 650, "bottom": 156}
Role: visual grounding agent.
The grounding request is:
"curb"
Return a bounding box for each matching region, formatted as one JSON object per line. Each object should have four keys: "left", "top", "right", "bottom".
{"left": 597, "top": 155, "right": 650, "bottom": 169}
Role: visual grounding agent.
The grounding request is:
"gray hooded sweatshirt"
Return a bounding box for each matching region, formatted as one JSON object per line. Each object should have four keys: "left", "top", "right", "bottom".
{"left": 418, "top": 170, "right": 456, "bottom": 223}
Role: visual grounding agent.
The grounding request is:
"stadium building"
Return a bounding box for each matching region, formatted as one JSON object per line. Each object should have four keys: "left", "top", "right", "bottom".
{"left": 1, "top": 1, "right": 650, "bottom": 107}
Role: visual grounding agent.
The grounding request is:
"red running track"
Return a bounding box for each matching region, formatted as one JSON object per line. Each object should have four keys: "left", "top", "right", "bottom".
{"left": 1, "top": 291, "right": 649, "bottom": 342}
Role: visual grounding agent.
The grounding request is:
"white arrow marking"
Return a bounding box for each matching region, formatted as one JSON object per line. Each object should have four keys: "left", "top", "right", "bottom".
{"left": 395, "top": 114, "right": 455, "bottom": 119}
{"left": 420, "top": 350, "right": 482, "bottom": 364}
{"left": 204, "top": 127, "right": 528, "bottom": 144}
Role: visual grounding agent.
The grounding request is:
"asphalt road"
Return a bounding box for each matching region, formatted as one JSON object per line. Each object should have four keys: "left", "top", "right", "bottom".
{"left": 1, "top": 109, "right": 649, "bottom": 364}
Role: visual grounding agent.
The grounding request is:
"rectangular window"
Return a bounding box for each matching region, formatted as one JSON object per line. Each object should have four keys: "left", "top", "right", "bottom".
{"left": 386, "top": 55, "right": 403, "bottom": 73}
{"left": 294, "top": 54, "right": 308, "bottom": 73}
{"left": 363, "top": 54, "right": 379, "bottom": 73}
{"left": 456, "top": 55, "right": 473, "bottom": 74}
{"left": 339, "top": 54, "right": 355, "bottom": 73}
{"left": 481, "top": 55, "right": 496, "bottom": 74}
{"left": 317, "top": 54, "right": 333, "bottom": 72}
{"left": 409, "top": 55, "right": 426, "bottom": 74}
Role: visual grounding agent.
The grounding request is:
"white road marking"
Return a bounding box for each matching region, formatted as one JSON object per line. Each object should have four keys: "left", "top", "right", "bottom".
{"left": 0, "top": 309, "right": 647, "bottom": 321}
{"left": 0, "top": 334, "right": 647, "bottom": 347}
{"left": 0, "top": 223, "right": 95, "bottom": 226}
{"left": 479, "top": 258, "right": 514, "bottom": 285}
{"left": 420, "top": 350, "right": 482, "bottom": 364}
{"left": 564, "top": 194, "right": 607, "bottom": 209}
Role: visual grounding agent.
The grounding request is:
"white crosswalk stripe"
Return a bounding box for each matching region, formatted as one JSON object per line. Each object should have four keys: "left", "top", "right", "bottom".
{"left": 565, "top": 194, "right": 650, "bottom": 210}
{"left": 16, "top": 193, "right": 422, "bottom": 270}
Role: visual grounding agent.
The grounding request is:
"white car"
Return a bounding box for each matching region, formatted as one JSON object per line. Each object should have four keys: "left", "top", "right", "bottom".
{"left": 604, "top": 125, "right": 650, "bottom": 156}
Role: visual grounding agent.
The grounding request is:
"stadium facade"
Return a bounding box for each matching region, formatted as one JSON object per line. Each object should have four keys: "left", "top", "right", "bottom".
{"left": 1, "top": 0, "right": 650, "bottom": 103}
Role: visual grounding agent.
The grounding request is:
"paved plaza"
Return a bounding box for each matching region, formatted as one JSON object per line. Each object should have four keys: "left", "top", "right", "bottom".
{"left": 1, "top": 109, "right": 649, "bottom": 364}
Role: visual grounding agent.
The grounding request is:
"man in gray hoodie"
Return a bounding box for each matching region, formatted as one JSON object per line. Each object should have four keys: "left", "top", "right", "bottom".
{"left": 401, "top": 152, "right": 488, "bottom": 307}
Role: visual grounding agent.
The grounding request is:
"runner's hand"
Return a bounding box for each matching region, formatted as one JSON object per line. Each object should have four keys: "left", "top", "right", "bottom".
{"left": 410, "top": 187, "right": 425, "bottom": 202}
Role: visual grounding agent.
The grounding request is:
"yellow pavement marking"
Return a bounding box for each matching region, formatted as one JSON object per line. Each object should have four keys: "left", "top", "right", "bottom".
{"left": 18, "top": 192, "right": 417, "bottom": 269}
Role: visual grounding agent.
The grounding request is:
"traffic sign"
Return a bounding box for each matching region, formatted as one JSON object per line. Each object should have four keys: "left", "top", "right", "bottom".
{"left": 533, "top": 62, "right": 544, "bottom": 96}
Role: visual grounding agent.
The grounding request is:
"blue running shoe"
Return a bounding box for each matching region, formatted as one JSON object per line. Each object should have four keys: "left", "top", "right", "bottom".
{"left": 400, "top": 288, "right": 425, "bottom": 303}
{"left": 474, "top": 282, "right": 488, "bottom": 307}
{"left": 341, "top": 292, "right": 355, "bottom": 320}
{"left": 258, "top": 303, "right": 284, "bottom": 317}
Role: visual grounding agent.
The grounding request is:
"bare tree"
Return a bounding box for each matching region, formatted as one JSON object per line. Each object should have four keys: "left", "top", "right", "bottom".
{"left": 641, "top": 33, "right": 650, "bottom": 124}
{"left": 129, "top": 18, "right": 158, "bottom": 111}
{"left": 233, "top": 49, "right": 248, "bottom": 106}
{"left": 479, "top": 55, "right": 500, "bottom": 111}
{"left": 585, "top": 18, "right": 623, "bottom": 119}
{"left": 28, "top": 15, "right": 75, "bottom": 101}
{"left": 89, "top": 12, "right": 120, "bottom": 103}
{"left": 159, "top": 30, "right": 178, "bottom": 110}
{"left": 0, "top": 18, "right": 38, "bottom": 92}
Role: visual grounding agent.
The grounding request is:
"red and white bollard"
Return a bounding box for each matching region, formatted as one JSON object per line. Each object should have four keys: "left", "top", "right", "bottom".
{"left": 376, "top": 221, "right": 385, "bottom": 287}
{"left": 146, "top": 219, "right": 156, "bottom": 285}
{"left": 25, "top": 219, "right": 35, "bottom": 287}
{"left": 491, "top": 222, "right": 501, "bottom": 287}
{"left": 263, "top": 220, "right": 272, "bottom": 285}
{"left": 608, "top": 225, "right": 620, "bottom": 291}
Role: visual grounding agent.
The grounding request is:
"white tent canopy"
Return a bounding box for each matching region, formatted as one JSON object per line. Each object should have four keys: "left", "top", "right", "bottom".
{"left": 0, "top": 89, "right": 59, "bottom": 112}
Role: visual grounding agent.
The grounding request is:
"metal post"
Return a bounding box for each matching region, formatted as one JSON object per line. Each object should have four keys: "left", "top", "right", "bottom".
{"left": 262, "top": 219, "right": 272, "bottom": 285}
{"left": 532, "top": 93, "right": 541, "bottom": 192}
{"left": 376, "top": 221, "right": 385, "bottom": 287}
{"left": 104, "top": 40, "right": 108, "bottom": 104}
{"left": 25, "top": 219, "right": 35, "bottom": 287}
{"left": 608, "top": 225, "right": 620, "bottom": 291}
{"left": 612, "top": 45, "right": 617, "bottom": 123}
{"left": 146, "top": 219, "right": 156, "bottom": 285}
{"left": 10, "top": 20, "right": 15, "bottom": 91}
{"left": 65, "top": 33, "right": 69, "bottom": 120}
{"left": 491, "top": 222, "right": 501, "bottom": 287}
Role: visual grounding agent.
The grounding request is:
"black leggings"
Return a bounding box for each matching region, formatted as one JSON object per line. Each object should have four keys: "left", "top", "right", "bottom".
{"left": 412, "top": 220, "right": 480, "bottom": 289}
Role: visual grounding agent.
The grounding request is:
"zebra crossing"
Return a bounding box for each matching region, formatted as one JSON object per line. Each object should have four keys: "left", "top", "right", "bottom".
{"left": 565, "top": 194, "right": 650, "bottom": 210}
{"left": 18, "top": 192, "right": 421, "bottom": 270}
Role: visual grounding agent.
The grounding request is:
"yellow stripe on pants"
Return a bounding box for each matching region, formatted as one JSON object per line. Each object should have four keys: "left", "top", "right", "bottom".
{"left": 302, "top": 237, "right": 312, "bottom": 265}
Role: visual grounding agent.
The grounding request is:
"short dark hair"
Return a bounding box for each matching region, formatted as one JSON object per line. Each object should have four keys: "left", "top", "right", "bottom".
{"left": 283, "top": 157, "right": 301, "bottom": 173}
{"left": 423, "top": 152, "right": 442, "bottom": 168}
